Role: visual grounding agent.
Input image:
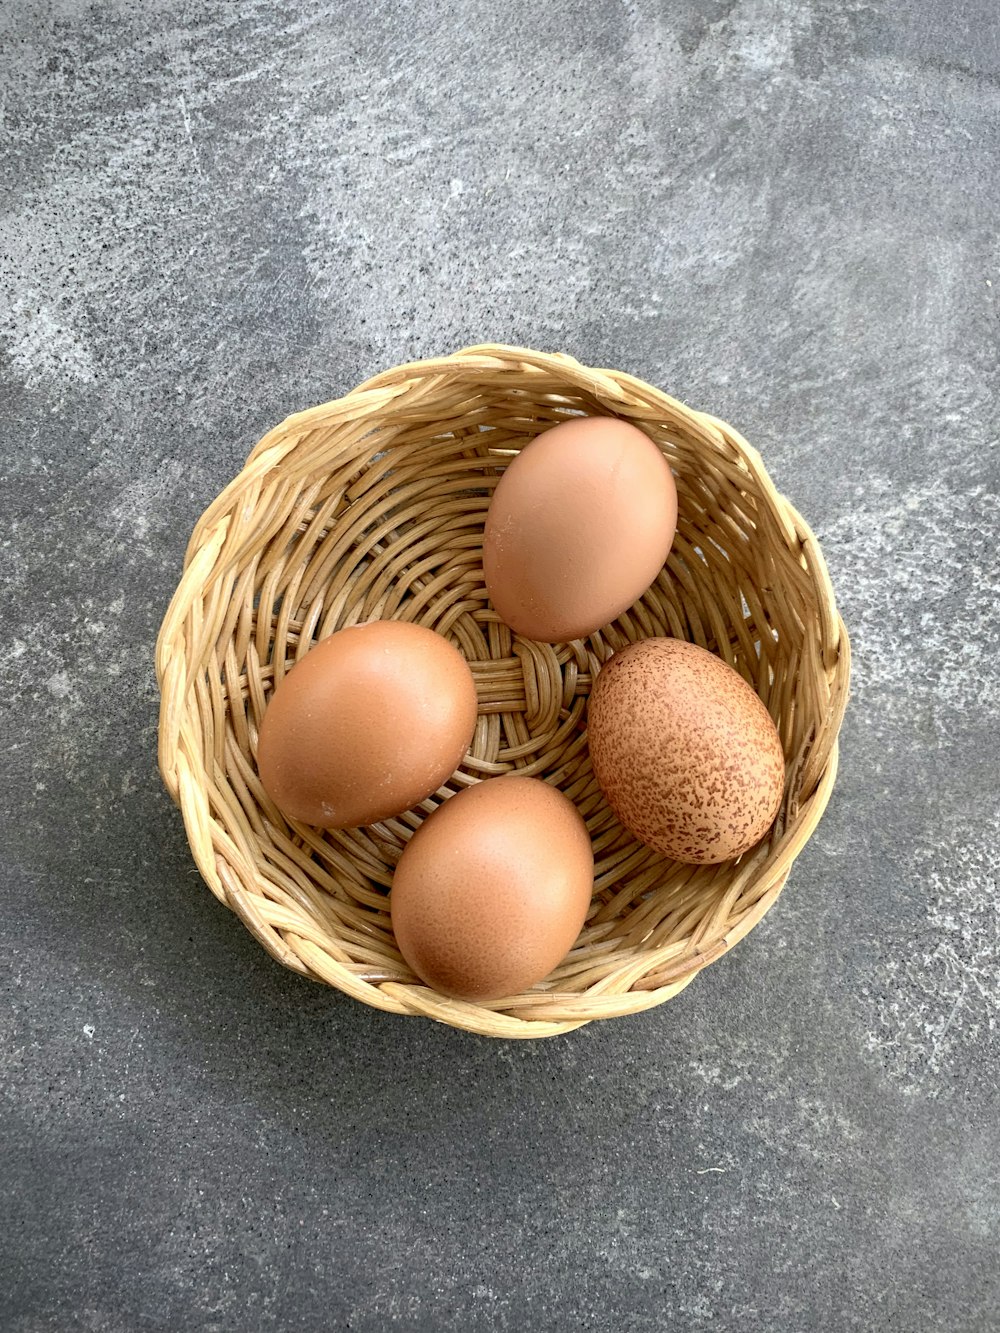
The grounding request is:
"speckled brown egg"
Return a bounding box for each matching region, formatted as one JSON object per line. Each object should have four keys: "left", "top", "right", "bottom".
{"left": 257, "top": 620, "right": 478, "bottom": 829}
{"left": 588, "top": 638, "right": 785, "bottom": 864}
{"left": 390, "top": 776, "right": 594, "bottom": 1000}
{"left": 483, "top": 415, "right": 677, "bottom": 643}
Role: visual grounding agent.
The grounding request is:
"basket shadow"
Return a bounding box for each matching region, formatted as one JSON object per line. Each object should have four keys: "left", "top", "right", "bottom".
{"left": 125, "top": 797, "right": 691, "bottom": 1152}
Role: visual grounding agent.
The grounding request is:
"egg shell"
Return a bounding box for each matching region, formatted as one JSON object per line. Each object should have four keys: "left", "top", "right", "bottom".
{"left": 256, "top": 620, "right": 478, "bottom": 829}
{"left": 390, "top": 776, "right": 594, "bottom": 1001}
{"left": 482, "top": 415, "right": 678, "bottom": 643}
{"left": 588, "top": 638, "right": 786, "bottom": 864}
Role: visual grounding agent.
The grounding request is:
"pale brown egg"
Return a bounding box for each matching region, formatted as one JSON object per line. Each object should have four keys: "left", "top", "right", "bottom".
{"left": 390, "top": 776, "right": 594, "bottom": 1000}
{"left": 257, "top": 621, "right": 478, "bottom": 829}
{"left": 588, "top": 638, "right": 786, "bottom": 864}
{"left": 482, "top": 415, "right": 677, "bottom": 643}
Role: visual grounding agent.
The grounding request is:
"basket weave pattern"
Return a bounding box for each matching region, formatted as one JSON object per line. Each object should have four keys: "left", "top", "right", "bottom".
{"left": 156, "top": 345, "right": 850, "bottom": 1038}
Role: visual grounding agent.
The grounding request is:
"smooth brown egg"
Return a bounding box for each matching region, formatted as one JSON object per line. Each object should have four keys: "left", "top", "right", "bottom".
{"left": 390, "top": 776, "right": 594, "bottom": 1000}
{"left": 483, "top": 415, "right": 677, "bottom": 643}
{"left": 257, "top": 621, "right": 478, "bottom": 829}
{"left": 588, "top": 638, "right": 785, "bottom": 864}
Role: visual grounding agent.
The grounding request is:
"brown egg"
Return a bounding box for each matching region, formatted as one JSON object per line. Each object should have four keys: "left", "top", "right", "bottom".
{"left": 588, "top": 638, "right": 785, "bottom": 864}
{"left": 257, "top": 621, "right": 478, "bottom": 829}
{"left": 483, "top": 415, "right": 677, "bottom": 643}
{"left": 390, "top": 777, "right": 594, "bottom": 1000}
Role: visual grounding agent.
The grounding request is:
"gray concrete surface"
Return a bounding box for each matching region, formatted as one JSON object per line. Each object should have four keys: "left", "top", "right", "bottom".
{"left": 2, "top": 1, "right": 999, "bottom": 1329}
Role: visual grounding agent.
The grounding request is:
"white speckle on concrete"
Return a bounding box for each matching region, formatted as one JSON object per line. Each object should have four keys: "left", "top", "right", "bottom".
{"left": 4, "top": 300, "right": 95, "bottom": 391}
{"left": 47, "top": 672, "right": 72, "bottom": 699}
{"left": 728, "top": 3, "right": 801, "bottom": 73}
{"left": 821, "top": 478, "right": 1000, "bottom": 715}
{"left": 864, "top": 813, "right": 1000, "bottom": 1093}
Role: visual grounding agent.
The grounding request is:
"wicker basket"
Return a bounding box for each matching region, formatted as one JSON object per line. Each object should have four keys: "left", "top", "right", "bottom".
{"left": 156, "top": 345, "right": 850, "bottom": 1039}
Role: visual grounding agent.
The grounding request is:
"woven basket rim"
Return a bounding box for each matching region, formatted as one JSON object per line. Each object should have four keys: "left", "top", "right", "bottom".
{"left": 156, "top": 344, "right": 850, "bottom": 1038}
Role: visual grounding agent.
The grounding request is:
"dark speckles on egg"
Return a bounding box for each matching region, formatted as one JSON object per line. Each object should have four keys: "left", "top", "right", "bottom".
{"left": 588, "top": 638, "right": 786, "bottom": 865}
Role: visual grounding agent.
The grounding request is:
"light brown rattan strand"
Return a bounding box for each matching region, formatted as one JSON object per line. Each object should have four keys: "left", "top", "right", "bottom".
{"left": 156, "top": 344, "right": 850, "bottom": 1039}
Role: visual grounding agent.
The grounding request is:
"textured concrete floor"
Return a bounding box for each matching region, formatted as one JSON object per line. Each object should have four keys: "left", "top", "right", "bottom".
{"left": 2, "top": 2, "right": 999, "bottom": 1330}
